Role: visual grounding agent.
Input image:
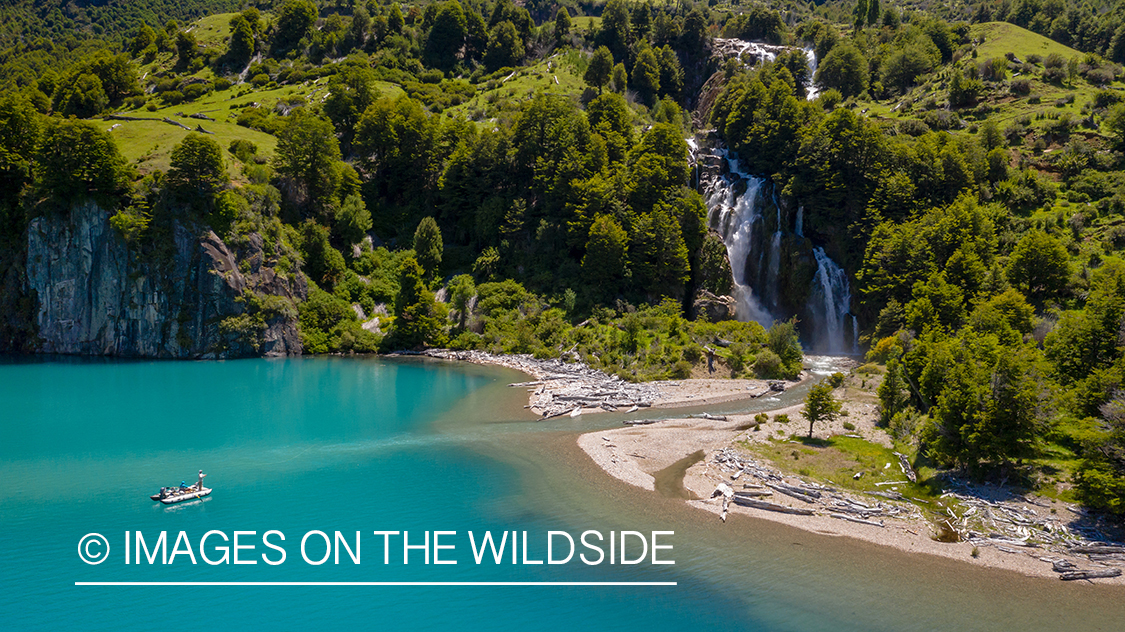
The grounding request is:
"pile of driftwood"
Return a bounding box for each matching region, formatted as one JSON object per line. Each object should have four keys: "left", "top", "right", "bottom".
{"left": 938, "top": 481, "right": 1125, "bottom": 581}
{"left": 708, "top": 448, "right": 917, "bottom": 528}
{"left": 422, "top": 349, "right": 662, "bottom": 419}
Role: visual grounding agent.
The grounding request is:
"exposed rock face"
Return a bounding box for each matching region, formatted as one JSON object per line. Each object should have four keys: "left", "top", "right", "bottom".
{"left": 692, "top": 290, "right": 737, "bottom": 322}
{"left": 25, "top": 200, "right": 306, "bottom": 358}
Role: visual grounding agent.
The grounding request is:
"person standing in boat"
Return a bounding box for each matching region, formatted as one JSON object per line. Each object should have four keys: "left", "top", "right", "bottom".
{"left": 197, "top": 469, "right": 207, "bottom": 491}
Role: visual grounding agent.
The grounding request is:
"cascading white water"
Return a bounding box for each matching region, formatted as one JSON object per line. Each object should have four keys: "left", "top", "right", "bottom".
{"left": 701, "top": 147, "right": 859, "bottom": 353}
{"left": 808, "top": 247, "right": 859, "bottom": 354}
{"left": 804, "top": 49, "right": 820, "bottom": 100}
{"left": 703, "top": 152, "right": 774, "bottom": 326}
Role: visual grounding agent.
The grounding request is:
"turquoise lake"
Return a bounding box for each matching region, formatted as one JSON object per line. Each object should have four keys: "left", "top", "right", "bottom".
{"left": 1, "top": 356, "right": 1121, "bottom": 631}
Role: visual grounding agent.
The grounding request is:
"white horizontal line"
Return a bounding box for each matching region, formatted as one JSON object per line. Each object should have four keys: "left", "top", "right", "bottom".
{"left": 75, "top": 581, "right": 676, "bottom": 587}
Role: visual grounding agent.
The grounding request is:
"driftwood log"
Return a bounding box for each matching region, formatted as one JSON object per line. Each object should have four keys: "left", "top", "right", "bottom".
{"left": 731, "top": 495, "right": 815, "bottom": 515}
{"left": 1059, "top": 568, "right": 1122, "bottom": 581}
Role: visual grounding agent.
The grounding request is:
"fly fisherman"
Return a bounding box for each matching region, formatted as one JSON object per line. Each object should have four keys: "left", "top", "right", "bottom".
{"left": 197, "top": 469, "right": 207, "bottom": 491}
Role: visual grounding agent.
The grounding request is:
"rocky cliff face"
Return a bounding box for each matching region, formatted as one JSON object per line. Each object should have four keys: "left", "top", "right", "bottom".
{"left": 25, "top": 201, "right": 306, "bottom": 358}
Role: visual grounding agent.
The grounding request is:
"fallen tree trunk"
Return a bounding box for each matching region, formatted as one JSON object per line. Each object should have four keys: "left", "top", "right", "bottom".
{"left": 1069, "top": 545, "right": 1125, "bottom": 555}
{"left": 733, "top": 489, "right": 772, "bottom": 498}
{"left": 894, "top": 452, "right": 917, "bottom": 483}
{"left": 1059, "top": 568, "right": 1122, "bottom": 581}
{"left": 766, "top": 482, "right": 820, "bottom": 503}
{"left": 830, "top": 513, "right": 885, "bottom": 527}
{"left": 731, "top": 496, "right": 815, "bottom": 515}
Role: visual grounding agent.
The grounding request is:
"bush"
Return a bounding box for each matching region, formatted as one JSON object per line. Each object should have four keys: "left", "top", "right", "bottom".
{"left": 670, "top": 360, "right": 692, "bottom": 379}
{"left": 775, "top": 414, "right": 790, "bottom": 424}
{"left": 898, "top": 119, "right": 930, "bottom": 136}
{"left": 752, "top": 349, "right": 783, "bottom": 378}
{"left": 889, "top": 407, "right": 922, "bottom": 442}
{"left": 829, "top": 372, "right": 845, "bottom": 387}
{"left": 842, "top": 421, "right": 856, "bottom": 431}
{"left": 1010, "top": 78, "right": 1031, "bottom": 95}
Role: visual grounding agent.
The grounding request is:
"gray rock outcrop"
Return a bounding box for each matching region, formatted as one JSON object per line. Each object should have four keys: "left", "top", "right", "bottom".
{"left": 692, "top": 290, "right": 737, "bottom": 322}
{"left": 25, "top": 200, "right": 306, "bottom": 358}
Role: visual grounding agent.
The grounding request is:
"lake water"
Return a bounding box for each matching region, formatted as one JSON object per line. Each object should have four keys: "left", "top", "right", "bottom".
{"left": 0, "top": 356, "right": 1120, "bottom": 631}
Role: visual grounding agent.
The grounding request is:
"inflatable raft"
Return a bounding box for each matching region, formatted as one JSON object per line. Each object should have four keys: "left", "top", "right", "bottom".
{"left": 150, "top": 486, "right": 212, "bottom": 504}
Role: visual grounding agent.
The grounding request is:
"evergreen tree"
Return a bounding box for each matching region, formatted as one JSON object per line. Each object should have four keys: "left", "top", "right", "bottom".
{"left": 1006, "top": 230, "right": 1069, "bottom": 304}
{"left": 393, "top": 255, "right": 447, "bottom": 349}
{"left": 35, "top": 119, "right": 127, "bottom": 200}
{"left": 227, "top": 15, "right": 255, "bottom": 66}
{"left": 584, "top": 46, "right": 614, "bottom": 93}
{"left": 854, "top": 0, "right": 869, "bottom": 30}
{"left": 424, "top": 1, "right": 467, "bottom": 71}
{"left": 336, "top": 194, "right": 372, "bottom": 246}
{"left": 274, "top": 110, "right": 342, "bottom": 217}
{"left": 167, "top": 133, "right": 226, "bottom": 198}
{"left": 485, "top": 21, "right": 525, "bottom": 70}
{"left": 413, "top": 216, "right": 444, "bottom": 282}
{"left": 597, "top": 0, "right": 632, "bottom": 61}
{"left": 815, "top": 42, "right": 868, "bottom": 98}
{"left": 388, "top": 3, "right": 405, "bottom": 34}
{"left": 611, "top": 63, "right": 628, "bottom": 93}
{"left": 631, "top": 47, "right": 662, "bottom": 105}
{"left": 55, "top": 74, "right": 108, "bottom": 118}
{"left": 273, "top": 0, "right": 318, "bottom": 55}
{"left": 657, "top": 46, "right": 684, "bottom": 99}
{"left": 803, "top": 382, "right": 842, "bottom": 438}
{"left": 174, "top": 30, "right": 198, "bottom": 69}
{"left": 867, "top": 0, "right": 881, "bottom": 27}
{"left": 583, "top": 215, "right": 628, "bottom": 302}
{"left": 878, "top": 358, "right": 911, "bottom": 424}
{"left": 324, "top": 64, "right": 379, "bottom": 153}
{"left": 555, "top": 7, "right": 572, "bottom": 40}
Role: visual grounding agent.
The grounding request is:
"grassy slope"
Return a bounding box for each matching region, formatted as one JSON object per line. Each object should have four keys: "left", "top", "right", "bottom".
{"left": 444, "top": 48, "right": 591, "bottom": 122}
{"left": 99, "top": 13, "right": 405, "bottom": 175}
{"left": 859, "top": 22, "right": 1121, "bottom": 140}
{"left": 970, "top": 21, "right": 1080, "bottom": 61}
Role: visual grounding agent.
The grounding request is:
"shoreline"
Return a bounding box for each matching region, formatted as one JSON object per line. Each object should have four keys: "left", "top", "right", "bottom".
{"left": 418, "top": 348, "right": 811, "bottom": 416}
{"left": 576, "top": 413, "right": 1125, "bottom": 585}
{"left": 418, "top": 347, "right": 1124, "bottom": 585}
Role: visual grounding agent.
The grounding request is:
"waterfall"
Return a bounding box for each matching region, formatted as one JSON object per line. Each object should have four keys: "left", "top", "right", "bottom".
{"left": 808, "top": 247, "right": 858, "bottom": 354}
{"left": 700, "top": 146, "right": 858, "bottom": 354}
{"left": 703, "top": 151, "right": 774, "bottom": 326}
{"left": 804, "top": 49, "right": 820, "bottom": 100}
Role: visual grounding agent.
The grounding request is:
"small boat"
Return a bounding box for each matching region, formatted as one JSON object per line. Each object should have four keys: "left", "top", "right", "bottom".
{"left": 150, "top": 486, "right": 212, "bottom": 504}
{"left": 150, "top": 470, "right": 211, "bottom": 504}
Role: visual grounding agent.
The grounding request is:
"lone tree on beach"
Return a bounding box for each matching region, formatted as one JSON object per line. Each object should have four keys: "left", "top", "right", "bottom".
{"left": 802, "top": 382, "right": 842, "bottom": 439}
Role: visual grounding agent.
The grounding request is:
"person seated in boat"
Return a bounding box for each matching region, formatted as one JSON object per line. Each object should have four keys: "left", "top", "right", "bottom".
{"left": 180, "top": 481, "right": 188, "bottom": 490}
{"left": 196, "top": 469, "right": 206, "bottom": 491}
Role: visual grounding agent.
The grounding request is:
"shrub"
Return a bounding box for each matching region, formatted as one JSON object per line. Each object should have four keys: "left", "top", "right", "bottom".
{"left": 775, "top": 414, "right": 790, "bottom": 424}
{"left": 898, "top": 118, "right": 930, "bottom": 136}
{"left": 889, "top": 407, "right": 922, "bottom": 442}
{"left": 829, "top": 372, "right": 845, "bottom": 387}
{"left": 1010, "top": 78, "right": 1031, "bottom": 95}
{"left": 842, "top": 421, "right": 856, "bottom": 431}
{"left": 752, "top": 349, "right": 783, "bottom": 379}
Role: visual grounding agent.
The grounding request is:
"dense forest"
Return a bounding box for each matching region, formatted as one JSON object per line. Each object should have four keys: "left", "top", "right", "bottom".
{"left": 1, "top": 0, "right": 1125, "bottom": 517}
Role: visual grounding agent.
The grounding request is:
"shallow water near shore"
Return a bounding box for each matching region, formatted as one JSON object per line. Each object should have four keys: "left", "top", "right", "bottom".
{"left": 0, "top": 356, "right": 1120, "bottom": 631}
